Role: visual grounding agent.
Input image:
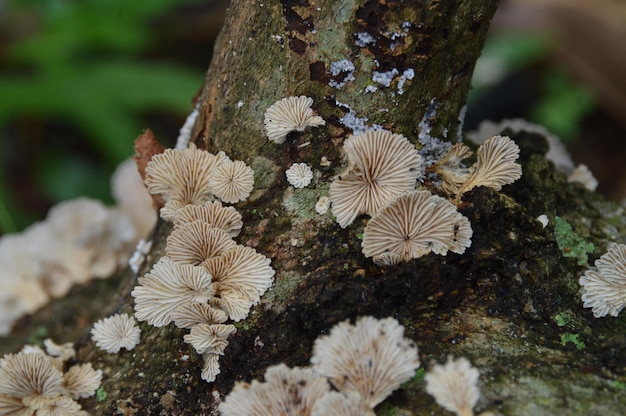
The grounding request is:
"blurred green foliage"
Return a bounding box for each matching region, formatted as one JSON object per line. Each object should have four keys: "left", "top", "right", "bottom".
{"left": 530, "top": 69, "right": 595, "bottom": 141}
{"left": 470, "top": 32, "right": 596, "bottom": 143}
{"left": 0, "top": 0, "right": 205, "bottom": 233}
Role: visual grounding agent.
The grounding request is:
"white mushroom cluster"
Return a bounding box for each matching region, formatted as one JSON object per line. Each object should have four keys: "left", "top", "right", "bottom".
{"left": 579, "top": 242, "right": 626, "bottom": 318}
{"left": 132, "top": 197, "right": 274, "bottom": 382}
{"left": 0, "top": 158, "right": 155, "bottom": 336}
{"left": 220, "top": 316, "right": 420, "bottom": 416}
{"left": 144, "top": 144, "right": 254, "bottom": 221}
{"left": 0, "top": 341, "right": 102, "bottom": 415}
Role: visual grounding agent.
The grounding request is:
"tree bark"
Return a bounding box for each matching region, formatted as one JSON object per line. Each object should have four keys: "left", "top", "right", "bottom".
{"left": 5, "top": 0, "right": 626, "bottom": 415}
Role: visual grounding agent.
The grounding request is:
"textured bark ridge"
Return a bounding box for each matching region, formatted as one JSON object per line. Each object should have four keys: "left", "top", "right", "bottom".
{"left": 6, "top": 0, "right": 626, "bottom": 415}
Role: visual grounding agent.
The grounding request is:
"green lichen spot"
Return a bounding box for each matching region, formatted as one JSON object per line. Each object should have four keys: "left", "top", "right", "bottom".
{"left": 554, "top": 216, "right": 595, "bottom": 265}
{"left": 560, "top": 332, "right": 585, "bottom": 350}
{"left": 400, "top": 367, "right": 425, "bottom": 389}
{"left": 376, "top": 402, "right": 402, "bottom": 416}
{"left": 554, "top": 311, "right": 575, "bottom": 328}
{"left": 96, "top": 387, "right": 107, "bottom": 402}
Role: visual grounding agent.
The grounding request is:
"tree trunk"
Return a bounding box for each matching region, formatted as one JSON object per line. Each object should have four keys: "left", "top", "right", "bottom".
{"left": 5, "top": 0, "right": 626, "bottom": 415}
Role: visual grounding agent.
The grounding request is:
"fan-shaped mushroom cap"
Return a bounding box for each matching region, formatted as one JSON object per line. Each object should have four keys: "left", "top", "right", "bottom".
{"left": 311, "top": 391, "right": 375, "bottom": 416}
{"left": 202, "top": 245, "right": 275, "bottom": 321}
{"left": 209, "top": 159, "right": 255, "bottom": 204}
{"left": 171, "top": 303, "right": 228, "bottom": 329}
{"left": 330, "top": 129, "right": 422, "bottom": 228}
{"left": 425, "top": 356, "right": 480, "bottom": 416}
{"left": 310, "top": 316, "right": 420, "bottom": 408}
{"left": 579, "top": 243, "right": 626, "bottom": 317}
{"left": 454, "top": 135, "right": 522, "bottom": 204}
{"left": 183, "top": 323, "right": 237, "bottom": 355}
{"left": 219, "top": 364, "right": 330, "bottom": 416}
{"left": 0, "top": 352, "right": 65, "bottom": 402}
{"left": 90, "top": 313, "right": 141, "bottom": 354}
{"left": 362, "top": 190, "right": 472, "bottom": 262}
{"left": 131, "top": 259, "right": 215, "bottom": 327}
{"left": 173, "top": 201, "right": 243, "bottom": 238}
{"left": 62, "top": 363, "right": 102, "bottom": 400}
{"left": 201, "top": 352, "right": 222, "bottom": 383}
{"left": 315, "top": 196, "right": 330, "bottom": 215}
{"left": 264, "top": 96, "right": 325, "bottom": 144}
{"left": 433, "top": 143, "right": 473, "bottom": 195}
{"left": 596, "top": 243, "right": 626, "bottom": 281}
{"left": 144, "top": 143, "right": 222, "bottom": 219}
{"left": 27, "top": 394, "right": 84, "bottom": 415}
{"left": 165, "top": 221, "right": 236, "bottom": 266}
{"left": 0, "top": 394, "right": 27, "bottom": 415}
{"left": 286, "top": 163, "right": 314, "bottom": 188}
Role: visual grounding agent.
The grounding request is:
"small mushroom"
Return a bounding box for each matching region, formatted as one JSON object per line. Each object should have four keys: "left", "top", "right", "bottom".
{"left": 264, "top": 96, "right": 325, "bottom": 144}
{"left": 90, "top": 313, "right": 141, "bottom": 354}
{"left": 361, "top": 190, "right": 472, "bottom": 263}
{"left": 329, "top": 129, "right": 422, "bottom": 228}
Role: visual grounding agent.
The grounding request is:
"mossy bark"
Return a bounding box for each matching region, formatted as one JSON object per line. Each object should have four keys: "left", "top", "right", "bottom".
{"left": 5, "top": 0, "right": 626, "bottom": 415}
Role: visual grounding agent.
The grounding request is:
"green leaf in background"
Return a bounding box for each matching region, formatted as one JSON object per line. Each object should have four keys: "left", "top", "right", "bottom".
{"left": 471, "top": 32, "right": 552, "bottom": 92}
{"left": 0, "top": 0, "right": 206, "bottom": 233}
{"left": 0, "top": 61, "right": 202, "bottom": 164}
{"left": 530, "top": 69, "right": 595, "bottom": 143}
{"left": 6, "top": 0, "right": 189, "bottom": 66}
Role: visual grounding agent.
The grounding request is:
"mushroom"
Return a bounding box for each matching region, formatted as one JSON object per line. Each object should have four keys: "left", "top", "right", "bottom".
{"left": 579, "top": 242, "right": 626, "bottom": 317}
{"left": 264, "top": 96, "right": 325, "bottom": 144}
{"left": 62, "top": 363, "right": 103, "bottom": 400}
{"left": 311, "top": 391, "right": 375, "bottom": 416}
{"left": 432, "top": 143, "right": 474, "bottom": 195}
{"left": 219, "top": 364, "right": 330, "bottom": 416}
{"left": 425, "top": 356, "right": 481, "bottom": 416}
{"left": 0, "top": 352, "right": 65, "bottom": 406}
{"left": 200, "top": 352, "right": 222, "bottom": 383}
{"left": 329, "top": 129, "right": 422, "bottom": 228}
{"left": 361, "top": 190, "right": 472, "bottom": 263}
{"left": 131, "top": 259, "right": 215, "bottom": 327}
{"left": 173, "top": 201, "right": 243, "bottom": 238}
{"left": 27, "top": 394, "right": 84, "bottom": 415}
{"left": 46, "top": 197, "right": 136, "bottom": 278}
{"left": 183, "top": 323, "right": 237, "bottom": 355}
{"left": 453, "top": 135, "right": 522, "bottom": 204}
{"left": 310, "top": 316, "right": 420, "bottom": 408}
{"left": 165, "top": 221, "right": 236, "bottom": 266}
{"left": 144, "top": 143, "right": 222, "bottom": 221}
{"left": 171, "top": 302, "right": 228, "bottom": 329}
{"left": 209, "top": 158, "right": 255, "bottom": 204}
{"left": 90, "top": 313, "right": 141, "bottom": 354}
{"left": 315, "top": 196, "right": 330, "bottom": 215}
{"left": 201, "top": 245, "right": 275, "bottom": 321}
{"left": 286, "top": 163, "right": 314, "bottom": 188}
